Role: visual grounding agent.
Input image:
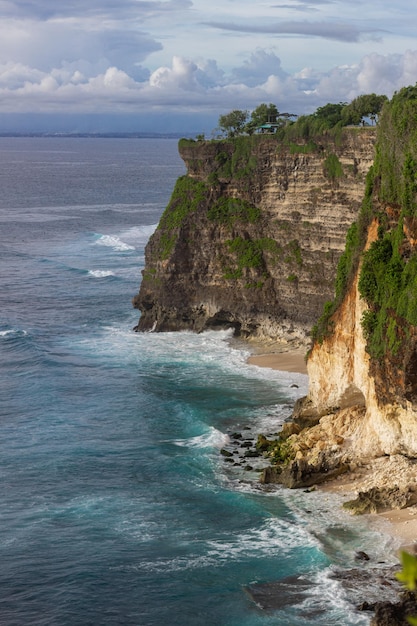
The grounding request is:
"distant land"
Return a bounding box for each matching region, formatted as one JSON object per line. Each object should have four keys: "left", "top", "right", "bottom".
{"left": 0, "top": 131, "right": 191, "bottom": 139}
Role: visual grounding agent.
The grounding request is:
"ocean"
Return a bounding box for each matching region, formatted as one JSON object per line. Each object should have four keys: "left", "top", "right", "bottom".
{"left": 0, "top": 137, "right": 397, "bottom": 625}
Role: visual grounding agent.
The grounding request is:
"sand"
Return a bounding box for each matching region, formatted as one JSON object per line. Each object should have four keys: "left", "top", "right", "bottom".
{"left": 378, "top": 507, "right": 417, "bottom": 552}
{"left": 247, "top": 350, "right": 308, "bottom": 374}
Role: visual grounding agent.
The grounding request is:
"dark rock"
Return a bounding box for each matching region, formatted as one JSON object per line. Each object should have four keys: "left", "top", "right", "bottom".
{"left": 220, "top": 448, "right": 233, "bottom": 457}
{"left": 275, "top": 457, "right": 349, "bottom": 489}
{"left": 371, "top": 591, "right": 417, "bottom": 626}
{"left": 357, "top": 601, "right": 376, "bottom": 611}
{"left": 256, "top": 434, "right": 273, "bottom": 452}
{"left": 240, "top": 441, "right": 254, "bottom": 448}
{"left": 330, "top": 565, "right": 403, "bottom": 608}
{"left": 244, "top": 575, "right": 313, "bottom": 610}
{"left": 231, "top": 432, "right": 242, "bottom": 439}
{"left": 244, "top": 465, "right": 254, "bottom": 471}
{"left": 355, "top": 550, "right": 371, "bottom": 561}
{"left": 244, "top": 450, "right": 261, "bottom": 458}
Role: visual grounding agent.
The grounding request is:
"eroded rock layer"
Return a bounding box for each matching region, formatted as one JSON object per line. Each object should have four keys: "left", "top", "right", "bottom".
{"left": 133, "top": 130, "right": 375, "bottom": 339}
{"left": 261, "top": 86, "right": 417, "bottom": 497}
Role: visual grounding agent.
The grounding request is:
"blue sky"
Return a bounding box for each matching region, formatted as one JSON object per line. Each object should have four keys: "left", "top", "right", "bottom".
{"left": 0, "top": 0, "right": 415, "bottom": 133}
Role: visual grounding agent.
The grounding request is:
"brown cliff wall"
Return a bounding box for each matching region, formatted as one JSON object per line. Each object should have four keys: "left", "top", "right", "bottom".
{"left": 272, "top": 88, "right": 417, "bottom": 489}
{"left": 133, "top": 130, "right": 376, "bottom": 340}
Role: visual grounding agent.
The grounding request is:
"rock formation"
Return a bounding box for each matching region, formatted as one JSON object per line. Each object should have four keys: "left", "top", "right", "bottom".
{"left": 261, "top": 86, "right": 417, "bottom": 502}
{"left": 133, "top": 130, "right": 375, "bottom": 341}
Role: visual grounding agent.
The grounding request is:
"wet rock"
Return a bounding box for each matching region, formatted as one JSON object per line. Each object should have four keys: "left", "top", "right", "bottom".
{"left": 256, "top": 434, "right": 273, "bottom": 452}
{"left": 355, "top": 550, "right": 371, "bottom": 561}
{"left": 343, "top": 486, "right": 416, "bottom": 515}
{"left": 275, "top": 457, "right": 349, "bottom": 489}
{"left": 244, "top": 450, "right": 261, "bottom": 458}
{"left": 330, "top": 565, "right": 403, "bottom": 608}
{"left": 220, "top": 448, "right": 234, "bottom": 458}
{"left": 245, "top": 575, "right": 313, "bottom": 610}
{"left": 259, "top": 466, "right": 281, "bottom": 484}
{"left": 370, "top": 591, "right": 417, "bottom": 625}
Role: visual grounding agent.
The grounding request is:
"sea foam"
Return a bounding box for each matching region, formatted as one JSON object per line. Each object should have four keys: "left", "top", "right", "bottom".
{"left": 171, "top": 426, "right": 230, "bottom": 450}
{"left": 93, "top": 234, "right": 135, "bottom": 252}
{"left": 87, "top": 269, "right": 115, "bottom": 278}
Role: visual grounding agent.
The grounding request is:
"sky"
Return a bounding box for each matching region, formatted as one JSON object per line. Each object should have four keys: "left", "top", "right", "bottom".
{"left": 0, "top": 0, "right": 416, "bottom": 134}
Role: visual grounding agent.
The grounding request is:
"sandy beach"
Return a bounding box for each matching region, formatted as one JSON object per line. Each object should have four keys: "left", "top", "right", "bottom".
{"left": 247, "top": 348, "right": 308, "bottom": 374}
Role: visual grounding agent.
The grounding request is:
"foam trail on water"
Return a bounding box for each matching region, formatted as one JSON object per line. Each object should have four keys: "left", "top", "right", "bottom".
{"left": 87, "top": 269, "right": 115, "bottom": 278}
{"left": 93, "top": 234, "right": 135, "bottom": 252}
{"left": 0, "top": 328, "right": 27, "bottom": 338}
{"left": 172, "top": 427, "right": 230, "bottom": 449}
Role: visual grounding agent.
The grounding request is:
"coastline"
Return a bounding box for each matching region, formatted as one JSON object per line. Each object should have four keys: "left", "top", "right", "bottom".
{"left": 246, "top": 345, "right": 417, "bottom": 553}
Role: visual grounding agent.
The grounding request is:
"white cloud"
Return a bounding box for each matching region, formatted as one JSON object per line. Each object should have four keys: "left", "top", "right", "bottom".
{"left": 0, "top": 48, "right": 416, "bottom": 119}
{"left": 0, "top": 0, "right": 415, "bottom": 129}
{"left": 149, "top": 56, "right": 201, "bottom": 91}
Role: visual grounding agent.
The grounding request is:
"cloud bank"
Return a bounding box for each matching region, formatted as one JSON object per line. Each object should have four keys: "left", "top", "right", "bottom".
{"left": 0, "top": 0, "right": 415, "bottom": 132}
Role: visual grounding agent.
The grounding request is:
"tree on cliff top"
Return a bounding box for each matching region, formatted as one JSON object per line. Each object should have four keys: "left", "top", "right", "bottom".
{"left": 218, "top": 109, "right": 249, "bottom": 138}
{"left": 245, "top": 103, "right": 279, "bottom": 134}
{"left": 342, "top": 93, "right": 388, "bottom": 125}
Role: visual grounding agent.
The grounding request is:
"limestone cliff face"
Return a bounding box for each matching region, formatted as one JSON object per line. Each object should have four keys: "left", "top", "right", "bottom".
{"left": 283, "top": 87, "right": 417, "bottom": 485}
{"left": 301, "top": 217, "right": 417, "bottom": 463}
{"left": 134, "top": 130, "right": 375, "bottom": 339}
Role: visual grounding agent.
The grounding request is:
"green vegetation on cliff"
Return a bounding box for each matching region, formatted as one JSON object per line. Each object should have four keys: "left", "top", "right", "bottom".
{"left": 207, "top": 197, "right": 260, "bottom": 225}
{"left": 155, "top": 175, "right": 208, "bottom": 258}
{"left": 357, "top": 86, "right": 417, "bottom": 359}
{"left": 312, "top": 85, "right": 417, "bottom": 361}
{"left": 213, "top": 95, "right": 386, "bottom": 141}
{"left": 223, "top": 237, "right": 281, "bottom": 280}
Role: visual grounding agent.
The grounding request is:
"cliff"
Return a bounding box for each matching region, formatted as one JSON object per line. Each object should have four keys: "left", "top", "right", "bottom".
{"left": 133, "top": 129, "right": 375, "bottom": 341}
{"left": 262, "top": 86, "right": 417, "bottom": 505}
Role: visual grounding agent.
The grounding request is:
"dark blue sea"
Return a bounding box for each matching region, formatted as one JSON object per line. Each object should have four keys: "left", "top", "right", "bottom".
{"left": 0, "top": 137, "right": 396, "bottom": 625}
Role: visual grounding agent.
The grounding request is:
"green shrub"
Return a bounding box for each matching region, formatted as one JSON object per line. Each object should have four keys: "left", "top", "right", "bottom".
{"left": 323, "top": 153, "right": 343, "bottom": 180}
{"left": 207, "top": 197, "right": 260, "bottom": 225}
{"left": 289, "top": 141, "right": 318, "bottom": 154}
{"left": 223, "top": 237, "right": 280, "bottom": 279}
{"left": 311, "top": 300, "right": 336, "bottom": 344}
{"left": 284, "top": 239, "right": 303, "bottom": 266}
{"left": 155, "top": 176, "right": 208, "bottom": 258}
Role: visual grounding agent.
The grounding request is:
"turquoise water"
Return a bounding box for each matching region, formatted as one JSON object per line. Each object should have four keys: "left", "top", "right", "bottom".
{"left": 0, "top": 137, "right": 392, "bottom": 625}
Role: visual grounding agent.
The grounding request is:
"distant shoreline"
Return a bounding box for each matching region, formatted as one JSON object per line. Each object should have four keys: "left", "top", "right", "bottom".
{"left": 0, "top": 132, "right": 188, "bottom": 139}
